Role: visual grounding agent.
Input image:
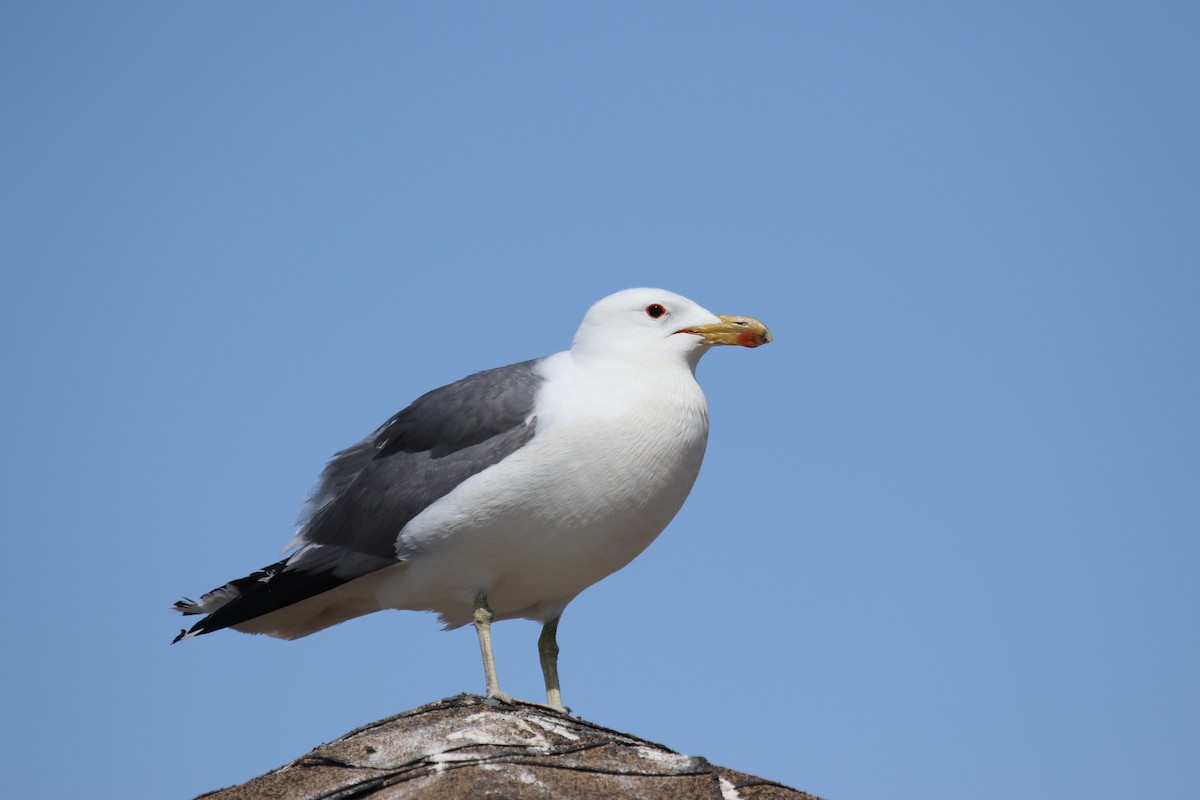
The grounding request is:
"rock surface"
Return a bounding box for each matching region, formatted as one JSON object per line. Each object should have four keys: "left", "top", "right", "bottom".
{"left": 199, "top": 694, "right": 820, "bottom": 799}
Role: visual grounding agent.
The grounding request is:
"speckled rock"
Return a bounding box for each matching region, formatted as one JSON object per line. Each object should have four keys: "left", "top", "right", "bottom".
{"left": 198, "top": 694, "right": 820, "bottom": 800}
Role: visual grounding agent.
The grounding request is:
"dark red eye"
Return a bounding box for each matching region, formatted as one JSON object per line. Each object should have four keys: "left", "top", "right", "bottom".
{"left": 645, "top": 303, "right": 666, "bottom": 318}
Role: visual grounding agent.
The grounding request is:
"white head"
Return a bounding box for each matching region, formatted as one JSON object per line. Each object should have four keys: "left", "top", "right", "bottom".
{"left": 571, "top": 288, "right": 771, "bottom": 370}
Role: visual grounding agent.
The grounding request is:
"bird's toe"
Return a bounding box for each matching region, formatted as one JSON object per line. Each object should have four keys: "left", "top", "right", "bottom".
{"left": 485, "top": 689, "right": 516, "bottom": 706}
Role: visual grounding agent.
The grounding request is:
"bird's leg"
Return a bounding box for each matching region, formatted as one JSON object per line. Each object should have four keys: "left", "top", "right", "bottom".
{"left": 473, "top": 592, "right": 513, "bottom": 705}
{"left": 538, "top": 615, "right": 569, "bottom": 713}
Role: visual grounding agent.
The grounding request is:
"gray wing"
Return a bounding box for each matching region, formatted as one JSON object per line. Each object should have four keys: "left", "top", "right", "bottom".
{"left": 295, "top": 357, "right": 544, "bottom": 562}
{"left": 172, "top": 358, "right": 544, "bottom": 640}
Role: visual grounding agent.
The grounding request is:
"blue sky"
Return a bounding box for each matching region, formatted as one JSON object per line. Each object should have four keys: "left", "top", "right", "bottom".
{"left": 3, "top": 3, "right": 1198, "bottom": 798}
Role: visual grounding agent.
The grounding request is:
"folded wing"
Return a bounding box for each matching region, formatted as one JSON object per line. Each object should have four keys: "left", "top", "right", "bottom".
{"left": 172, "top": 358, "right": 545, "bottom": 641}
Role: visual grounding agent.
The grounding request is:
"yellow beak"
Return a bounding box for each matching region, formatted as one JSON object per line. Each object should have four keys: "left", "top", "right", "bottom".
{"left": 678, "top": 315, "right": 773, "bottom": 348}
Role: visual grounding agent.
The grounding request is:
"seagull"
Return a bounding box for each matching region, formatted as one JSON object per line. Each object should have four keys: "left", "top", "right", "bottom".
{"left": 173, "top": 288, "right": 771, "bottom": 711}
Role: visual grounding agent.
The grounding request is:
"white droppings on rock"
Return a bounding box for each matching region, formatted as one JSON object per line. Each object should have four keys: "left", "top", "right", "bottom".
{"left": 429, "top": 750, "right": 488, "bottom": 764}
{"left": 527, "top": 714, "right": 582, "bottom": 741}
{"left": 508, "top": 716, "right": 552, "bottom": 745}
{"left": 633, "top": 745, "right": 698, "bottom": 770}
{"left": 446, "top": 727, "right": 495, "bottom": 743}
{"left": 440, "top": 715, "right": 553, "bottom": 751}
{"left": 719, "top": 776, "right": 743, "bottom": 800}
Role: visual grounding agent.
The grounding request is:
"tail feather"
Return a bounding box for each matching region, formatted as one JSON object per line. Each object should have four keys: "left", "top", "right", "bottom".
{"left": 171, "top": 558, "right": 348, "bottom": 643}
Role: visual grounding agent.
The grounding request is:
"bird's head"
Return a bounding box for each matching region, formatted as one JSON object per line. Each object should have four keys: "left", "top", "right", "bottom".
{"left": 571, "top": 288, "right": 772, "bottom": 368}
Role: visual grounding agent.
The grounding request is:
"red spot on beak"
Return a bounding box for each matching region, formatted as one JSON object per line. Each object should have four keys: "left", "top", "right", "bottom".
{"left": 737, "top": 332, "right": 764, "bottom": 348}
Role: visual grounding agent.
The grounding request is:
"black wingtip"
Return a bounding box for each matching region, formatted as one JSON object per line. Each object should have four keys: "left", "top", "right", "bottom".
{"left": 167, "top": 556, "right": 352, "bottom": 645}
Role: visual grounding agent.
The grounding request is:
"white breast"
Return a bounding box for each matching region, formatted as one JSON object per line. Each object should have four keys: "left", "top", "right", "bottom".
{"left": 376, "top": 351, "right": 710, "bottom": 627}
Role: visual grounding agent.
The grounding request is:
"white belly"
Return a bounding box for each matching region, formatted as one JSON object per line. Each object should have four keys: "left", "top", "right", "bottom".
{"left": 375, "top": 354, "right": 710, "bottom": 627}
